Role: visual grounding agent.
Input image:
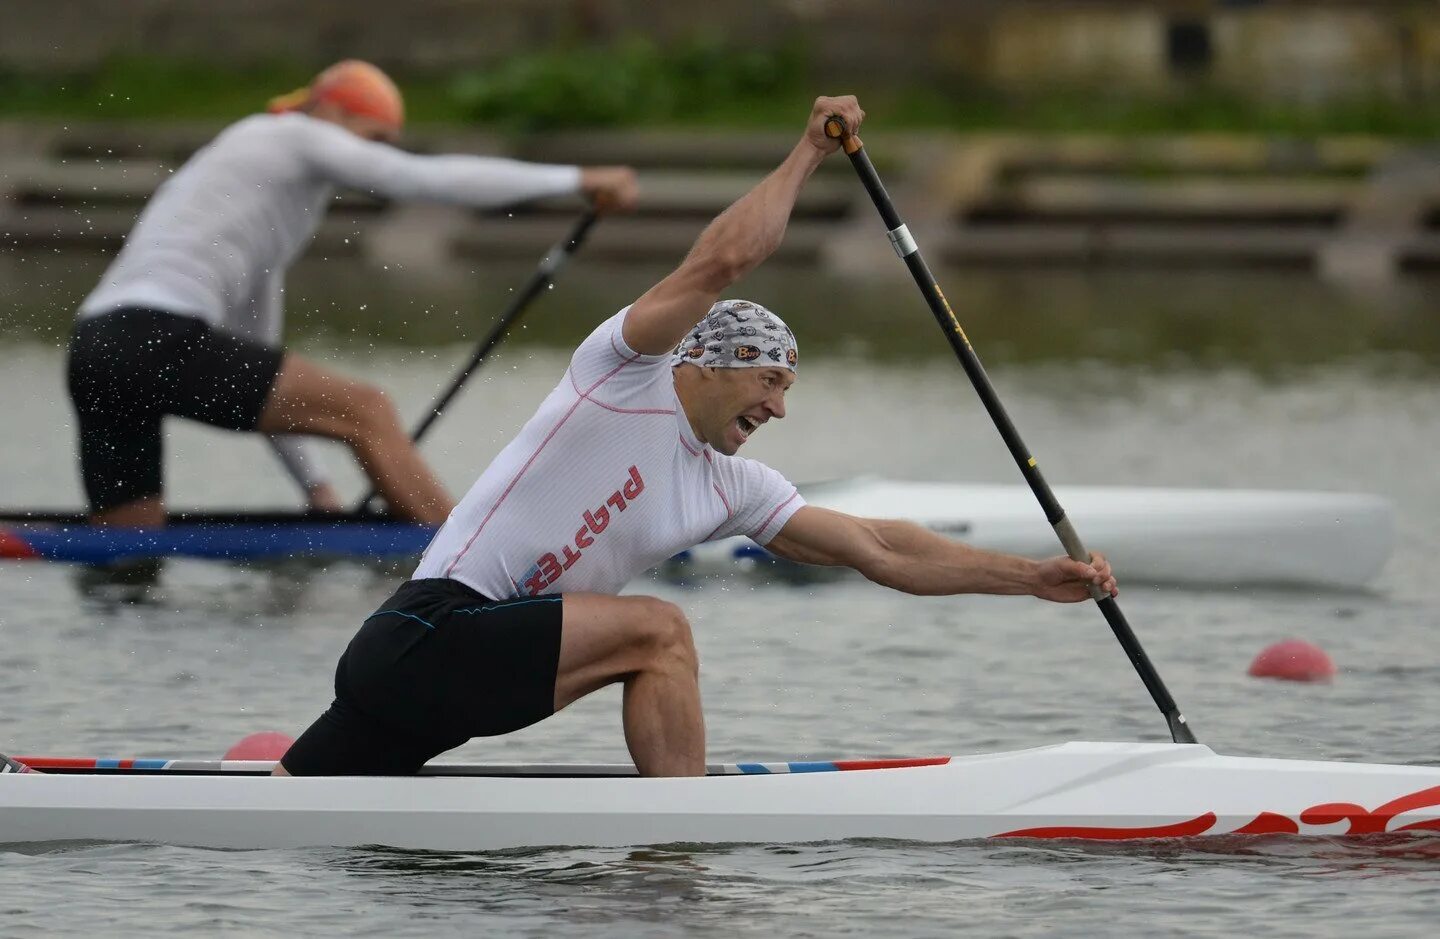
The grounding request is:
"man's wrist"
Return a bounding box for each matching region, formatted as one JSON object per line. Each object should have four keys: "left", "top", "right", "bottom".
{"left": 797, "top": 135, "right": 831, "bottom": 165}
{"left": 1022, "top": 558, "right": 1046, "bottom": 597}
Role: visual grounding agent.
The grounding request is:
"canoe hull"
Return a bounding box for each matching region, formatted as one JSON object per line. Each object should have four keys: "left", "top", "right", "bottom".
{"left": 3, "top": 743, "right": 1438, "bottom": 851}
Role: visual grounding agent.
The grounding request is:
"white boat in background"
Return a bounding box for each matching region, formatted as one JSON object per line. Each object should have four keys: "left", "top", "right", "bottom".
{"left": 675, "top": 478, "right": 1394, "bottom": 589}
{"left": 2, "top": 478, "right": 1394, "bottom": 589}
{"left": 3, "top": 742, "right": 1438, "bottom": 851}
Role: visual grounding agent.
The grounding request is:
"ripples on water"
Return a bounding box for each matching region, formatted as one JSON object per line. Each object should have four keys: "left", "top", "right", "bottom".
{"left": 5, "top": 263, "right": 1440, "bottom": 933}
{"left": 4, "top": 834, "right": 1439, "bottom": 936}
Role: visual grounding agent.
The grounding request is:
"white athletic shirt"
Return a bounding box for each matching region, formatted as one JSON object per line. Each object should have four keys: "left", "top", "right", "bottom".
{"left": 414, "top": 308, "right": 806, "bottom": 599}
{"left": 78, "top": 112, "right": 582, "bottom": 490}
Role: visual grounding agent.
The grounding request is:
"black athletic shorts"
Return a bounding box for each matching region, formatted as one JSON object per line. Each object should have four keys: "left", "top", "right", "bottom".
{"left": 281, "top": 577, "right": 565, "bottom": 776}
{"left": 66, "top": 307, "right": 285, "bottom": 513}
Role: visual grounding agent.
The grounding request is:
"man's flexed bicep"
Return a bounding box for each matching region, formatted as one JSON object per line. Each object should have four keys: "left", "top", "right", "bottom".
{"left": 621, "top": 95, "right": 864, "bottom": 356}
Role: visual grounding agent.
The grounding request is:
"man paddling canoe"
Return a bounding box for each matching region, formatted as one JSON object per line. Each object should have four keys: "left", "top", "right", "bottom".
{"left": 68, "top": 60, "right": 638, "bottom": 526}
{"left": 278, "top": 95, "right": 1116, "bottom": 778}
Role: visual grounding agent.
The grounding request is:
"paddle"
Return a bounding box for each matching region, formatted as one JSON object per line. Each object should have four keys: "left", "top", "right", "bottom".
{"left": 355, "top": 211, "right": 600, "bottom": 514}
{"left": 823, "top": 117, "right": 1198, "bottom": 745}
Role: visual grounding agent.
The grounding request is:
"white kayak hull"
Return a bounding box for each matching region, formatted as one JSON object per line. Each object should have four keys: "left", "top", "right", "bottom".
{"left": 680, "top": 479, "right": 1394, "bottom": 589}
{"left": 4, "top": 743, "right": 1438, "bottom": 851}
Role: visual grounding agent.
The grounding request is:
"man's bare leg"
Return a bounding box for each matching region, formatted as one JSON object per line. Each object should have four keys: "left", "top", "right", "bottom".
{"left": 92, "top": 494, "right": 165, "bottom": 527}
{"left": 272, "top": 592, "right": 704, "bottom": 778}
{"left": 257, "top": 354, "right": 452, "bottom": 524}
{"left": 554, "top": 593, "right": 705, "bottom": 777}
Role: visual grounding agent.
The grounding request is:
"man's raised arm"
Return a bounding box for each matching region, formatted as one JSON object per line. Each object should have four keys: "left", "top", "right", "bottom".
{"left": 621, "top": 95, "right": 865, "bottom": 356}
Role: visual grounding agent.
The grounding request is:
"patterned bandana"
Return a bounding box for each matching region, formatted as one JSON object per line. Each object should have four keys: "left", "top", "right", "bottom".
{"left": 670, "top": 299, "right": 798, "bottom": 372}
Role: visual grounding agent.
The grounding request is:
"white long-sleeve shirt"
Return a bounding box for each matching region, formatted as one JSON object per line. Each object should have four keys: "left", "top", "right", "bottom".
{"left": 79, "top": 112, "right": 583, "bottom": 492}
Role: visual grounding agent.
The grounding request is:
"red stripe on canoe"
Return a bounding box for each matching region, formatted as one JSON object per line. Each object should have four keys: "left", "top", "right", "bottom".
{"left": 14, "top": 757, "right": 140, "bottom": 770}
{"left": 832, "top": 757, "right": 951, "bottom": 771}
{"left": 995, "top": 812, "right": 1219, "bottom": 840}
{"left": 0, "top": 528, "right": 39, "bottom": 559}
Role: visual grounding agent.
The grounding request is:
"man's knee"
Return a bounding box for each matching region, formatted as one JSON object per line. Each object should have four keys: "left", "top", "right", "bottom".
{"left": 631, "top": 599, "right": 698, "bottom": 674}
{"left": 336, "top": 382, "right": 401, "bottom": 441}
{"left": 265, "top": 359, "right": 400, "bottom": 441}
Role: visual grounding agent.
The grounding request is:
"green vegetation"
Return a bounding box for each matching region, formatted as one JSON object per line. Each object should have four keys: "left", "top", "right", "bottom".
{"left": 7, "top": 45, "right": 1440, "bottom": 138}
{"left": 0, "top": 57, "right": 468, "bottom": 123}
{"left": 449, "top": 37, "right": 807, "bottom": 130}
{"left": 0, "top": 58, "right": 315, "bottom": 121}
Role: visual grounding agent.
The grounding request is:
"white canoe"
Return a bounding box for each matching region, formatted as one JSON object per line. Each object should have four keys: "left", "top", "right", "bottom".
{"left": 4, "top": 742, "right": 1438, "bottom": 851}
{"left": 676, "top": 479, "right": 1394, "bottom": 589}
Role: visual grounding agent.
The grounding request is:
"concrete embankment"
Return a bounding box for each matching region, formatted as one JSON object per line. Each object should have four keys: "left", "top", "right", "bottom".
{"left": 3, "top": 121, "right": 1438, "bottom": 281}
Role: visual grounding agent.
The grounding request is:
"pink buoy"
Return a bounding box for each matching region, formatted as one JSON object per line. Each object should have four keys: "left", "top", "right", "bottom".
{"left": 1247, "top": 639, "right": 1337, "bottom": 682}
{"left": 223, "top": 731, "right": 295, "bottom": 761}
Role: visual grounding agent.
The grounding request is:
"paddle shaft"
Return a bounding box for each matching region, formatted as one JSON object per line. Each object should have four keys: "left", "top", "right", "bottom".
{"left": 824, "top": 118, "right": 1196, "bottom": 745}
{"left": 355, "top": 211, "right": 600, "bottom": 513}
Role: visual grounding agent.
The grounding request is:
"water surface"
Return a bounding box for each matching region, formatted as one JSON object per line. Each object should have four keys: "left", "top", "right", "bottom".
{"left": 3, "top": 260, "right": 1439, "bottom": 934}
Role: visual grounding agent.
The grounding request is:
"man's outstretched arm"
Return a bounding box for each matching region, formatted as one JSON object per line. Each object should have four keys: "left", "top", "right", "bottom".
{"left": 765, "top": 506, "right": 1118, "bottom": 602}
{"left": 294, "top": 117, "right": 638, "bottom": 213}
{"left": 621, "top": 95, "right": 865, "bottom": 356}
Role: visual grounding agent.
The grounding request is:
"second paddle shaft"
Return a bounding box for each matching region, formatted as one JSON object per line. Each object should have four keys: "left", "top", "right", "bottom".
{"left": 355, "top": 211, "right": 600, "bottom": 513}
{"left": 824, "top": 117, "right": 1197, "bottom": 745}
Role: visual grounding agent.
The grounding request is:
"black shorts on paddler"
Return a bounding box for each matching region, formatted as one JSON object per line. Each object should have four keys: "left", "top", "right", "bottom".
{"left": 66, "top": 307, "right": 285, "bottom": 513}
{"left": 281, "top": 577, "right": 564, "bottom": 776}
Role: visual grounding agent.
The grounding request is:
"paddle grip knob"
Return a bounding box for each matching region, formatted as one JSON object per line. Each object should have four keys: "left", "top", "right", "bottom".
{"left": 823, "top": 115, "right": 862, "bottom": 154}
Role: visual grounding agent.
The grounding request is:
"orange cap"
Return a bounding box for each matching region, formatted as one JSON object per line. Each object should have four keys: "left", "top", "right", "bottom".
{"left": 267, "top": 60, "right": 404, "bottom": 131}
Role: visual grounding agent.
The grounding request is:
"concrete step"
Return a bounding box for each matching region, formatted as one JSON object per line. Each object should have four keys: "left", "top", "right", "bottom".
{"left": 970, "top": 175, "right": 1356, "bottom": 222}
{"left": 3, "top": 123, "right": 1435, "bottom": 276}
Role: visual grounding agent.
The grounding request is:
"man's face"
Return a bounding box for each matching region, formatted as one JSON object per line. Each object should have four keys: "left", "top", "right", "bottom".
{"left": 700, "top": 366, "right": 794, "bottom": 455}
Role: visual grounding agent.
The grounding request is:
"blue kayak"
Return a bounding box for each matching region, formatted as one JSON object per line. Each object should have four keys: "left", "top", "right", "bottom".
{"left": 0, "top": 511, "right": 437, "bottom": 564}
{"left": 0, "top": 510, "right": 758, "bottom": 568}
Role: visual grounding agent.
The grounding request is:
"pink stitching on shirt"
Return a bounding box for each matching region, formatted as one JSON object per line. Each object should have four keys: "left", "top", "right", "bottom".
{"left": 699, "top": 451, "right": 734, "bottom": 539}
{"left": 607, "top": 327, "right": 666, "bottom": 369}
{"left": 699, "top": 480, "right": 736, "bottom": 542}
{"left": 584, "top": 397, "right": 674, "bottom": 416}
{"left": 582, "top": 338, "right": 643, "bottom": 396}
{"left": 568, "top": 328, "right": 676, "bottom": 415}
{"left": 443, "top": 397, "right": 584, "bottom": 576}
{"left": 711, "top": 482, "right": 733, "bottom": 517}
{"left": 751, "top": 489, "right": 800, "bottom": 541}
{"left": 444, "top": 350, "right": 643, "bottom": 576}
{"left": 703, "top": 452, "right": 733, "bottom": 516}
